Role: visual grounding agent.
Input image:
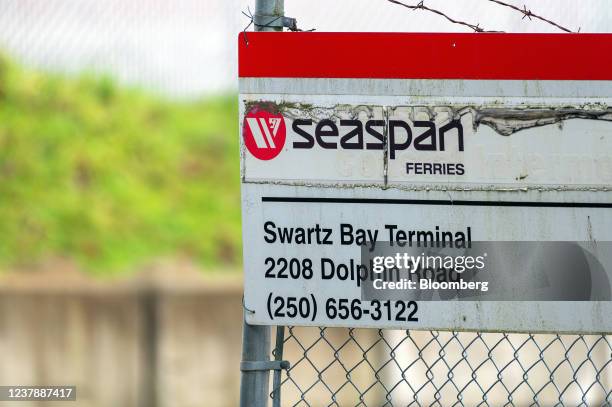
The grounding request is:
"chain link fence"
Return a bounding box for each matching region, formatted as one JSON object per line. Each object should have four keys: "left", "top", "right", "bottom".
{"left": 269, "top": 327, "right": 611, "bottom": 406}
{"left": 0, "top": 0, "right": 247, "bottom": 97}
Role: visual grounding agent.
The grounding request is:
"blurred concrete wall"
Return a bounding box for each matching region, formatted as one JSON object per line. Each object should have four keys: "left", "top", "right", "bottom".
{"left": 0, "top": 263, "right": 244, "bottom": 407}
{"left": 0, "top": 264, "right": 375, "bottom": 407}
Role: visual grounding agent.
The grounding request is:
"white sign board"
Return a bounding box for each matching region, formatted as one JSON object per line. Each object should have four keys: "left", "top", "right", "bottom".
{"left": 239, "top": 33, "right": 612, "bottom": 333}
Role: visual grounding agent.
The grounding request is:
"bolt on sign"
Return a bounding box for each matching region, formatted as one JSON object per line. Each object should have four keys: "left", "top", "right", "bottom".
{"left": 239, "top": 33, "right": 612, "bottom": 334}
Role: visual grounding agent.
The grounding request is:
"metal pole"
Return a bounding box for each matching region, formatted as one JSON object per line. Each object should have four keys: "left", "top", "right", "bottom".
{"left": 271, "top": 326, "right": 285, "bottom": 407}
{"left": 254, "top": 0, "right": 285, "bottom": 32}
{"left": 239, "top": 3, "right": 285, "bottom": 406}
{"left": 239, "top": 312, "right": 271, "bottom": 407}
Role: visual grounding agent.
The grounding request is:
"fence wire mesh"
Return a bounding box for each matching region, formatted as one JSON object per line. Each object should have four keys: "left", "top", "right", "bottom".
{"left": 271, "top": 327, "right": 612, "bottom": 407}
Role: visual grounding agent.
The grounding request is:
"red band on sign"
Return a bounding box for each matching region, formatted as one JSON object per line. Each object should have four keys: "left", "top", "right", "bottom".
{"left": 238, "top": 32, "right": 612, "bottom": 80}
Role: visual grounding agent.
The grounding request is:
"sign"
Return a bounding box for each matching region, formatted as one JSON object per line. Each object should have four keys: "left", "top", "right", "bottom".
{"left": 239, "top": 33, "right": 612, "bottom": 333}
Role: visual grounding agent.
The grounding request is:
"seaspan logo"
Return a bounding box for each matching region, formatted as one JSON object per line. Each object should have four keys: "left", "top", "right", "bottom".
{"left": 243, "top": 107, "right": 286, "bottom": 160}
{"left": 243, "top": 104, "right": 465, "bottom": 161}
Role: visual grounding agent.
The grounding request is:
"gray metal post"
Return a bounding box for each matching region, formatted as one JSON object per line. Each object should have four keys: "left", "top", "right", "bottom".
{"left": 239, "top": 3, "right": 286, "bottom": 406}
{"left": 253, "top": 0, "right": 287, "bottom": 32}
{"left": 239, "top": 312, "right": 271, "bottom": 407}
{"left": 271, "top": 326, "right": 285, "bottom": 407}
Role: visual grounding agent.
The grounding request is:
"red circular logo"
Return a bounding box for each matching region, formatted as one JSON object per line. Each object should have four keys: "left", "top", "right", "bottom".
{"left": 243, "top": 107, "right": 286, "bottom": 160}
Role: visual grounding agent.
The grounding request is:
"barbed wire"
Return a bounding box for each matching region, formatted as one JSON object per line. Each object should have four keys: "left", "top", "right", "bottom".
{"left": 485, "top": 0, "right": 576, "bottom": 33}
{"left": 243, "top": 1, "right": 578, "bottom": 36}
{"left": 386, "top": 0, "right": 498, "bottom": 33}
{"left": 386, "top": 0, "right": 577, "bottom": 34}
{"left": 241, "top": 6, "right": 315, "bottom": 46}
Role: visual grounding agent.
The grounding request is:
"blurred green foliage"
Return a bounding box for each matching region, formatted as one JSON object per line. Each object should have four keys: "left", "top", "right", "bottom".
{"left": 0, "top": 55, "right": 241, "bottom": 274}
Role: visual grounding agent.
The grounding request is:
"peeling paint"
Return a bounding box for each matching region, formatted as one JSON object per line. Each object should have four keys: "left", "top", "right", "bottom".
{"left": 587, "top": 215, "right": 597, "bottom": 245}
{"left": 382, "top": 106, "right": 389, "bottom": 188}
{"left": 242, "top": 178, "right": 612, "bottom": 193}
{"left": 244, "top": 100, "right": 380, "bottom": 121}
{"left": 462, "top": 104, "right": 612, "bottom": 136}
{"left": 241, "top": 100, "right": 612, "bottom": 189}
{"left": 244, "top": 99, "right": 612, "bottom": 137}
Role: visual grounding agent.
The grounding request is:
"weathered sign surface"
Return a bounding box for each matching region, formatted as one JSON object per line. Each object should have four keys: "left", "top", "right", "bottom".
{"left": 239, "top": 33, "right": 612, "bottom": 333}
